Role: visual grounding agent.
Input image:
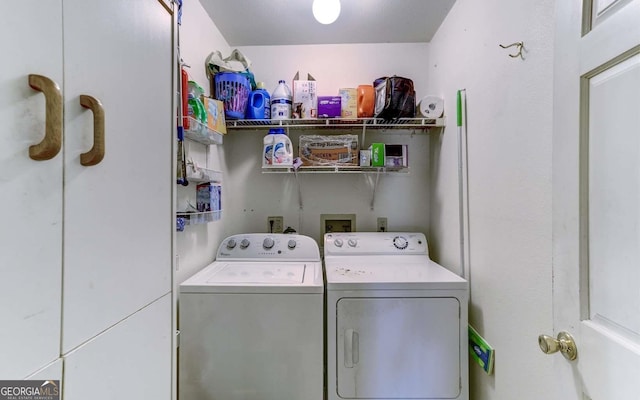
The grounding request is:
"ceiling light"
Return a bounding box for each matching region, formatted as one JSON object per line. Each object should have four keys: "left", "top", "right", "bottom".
{"left": 312, "top": 0, "right": 341, "bottom": 25}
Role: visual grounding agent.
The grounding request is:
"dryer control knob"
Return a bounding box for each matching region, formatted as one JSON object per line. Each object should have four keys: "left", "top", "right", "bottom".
{"left": 348, "top": 239, "right": 358, "bottom": 247}
{"left": 288, "top": 239, "right": 297, "bottom": 249}
{"left": 334, "top": 239, "right": 344, "bottom": 247}
{"left": 263, "top": 237, "right": 275, "bottom": 249}
{"left": 393, "top": 236, "right": 408, "bottom": 250}
{"left": 240, "top": 239, "right": 250, "bottom": 249}
{"left": 226, "top": 239, "right": 237, "bottom": 249}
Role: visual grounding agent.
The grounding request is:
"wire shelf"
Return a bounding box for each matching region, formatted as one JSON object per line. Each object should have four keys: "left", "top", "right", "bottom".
{"left": 181, "top": 117, "right": 224, "bottom": 145}
{"left": 261, "top": 165, "right": 409, "bottom": 174}
{"left": 176, "top": 210, "right": 222, "bottom": 231}
{"left": 226, "top": 117, "right": 445, "bottom": 130}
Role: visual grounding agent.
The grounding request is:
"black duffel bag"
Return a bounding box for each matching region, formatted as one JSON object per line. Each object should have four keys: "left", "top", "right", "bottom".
{"left": 373, "top": 76, "right": 416, "bottom": 119}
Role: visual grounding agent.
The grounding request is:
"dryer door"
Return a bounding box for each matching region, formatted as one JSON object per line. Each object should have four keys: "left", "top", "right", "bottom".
{"left": 336, "top": 297, "right": 461, "bottom": 399}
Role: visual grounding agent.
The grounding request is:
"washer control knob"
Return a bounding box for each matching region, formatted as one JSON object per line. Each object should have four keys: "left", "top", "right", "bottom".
{"left": 288, "top": 239, "right": 297, "bottom": 249}
{"left": 226, "top": 239, "right": 237, "bottom": 249}
{"left": 334, "top": 239, "right": 344, "bottom": 247}
{"left": 348, "top": 239, "right": 358, "bottom": 247}
{"left": 393, "top": 236, "right": 408, "bottom": 250}
{"left": 263, "top": 237, "right": 275, "bottom": 249}
{"left": 240, "top": 239, "right": 250, "bottom": 249}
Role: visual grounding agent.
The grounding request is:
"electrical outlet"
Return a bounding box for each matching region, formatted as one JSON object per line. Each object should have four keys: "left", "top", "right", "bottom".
{"left": 321, "top": 214, "right": 356, "bottom": 237}
{"left": 268, "top": 216, "right": 283, "bottom": 233}
{"left": 377, "top": 217, "right": 388, "bottom": 232}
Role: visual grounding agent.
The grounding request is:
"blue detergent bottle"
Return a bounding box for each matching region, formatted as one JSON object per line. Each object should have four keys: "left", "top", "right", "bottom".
{"left": 246, "top": 82, "right": 271, "bottom": 120}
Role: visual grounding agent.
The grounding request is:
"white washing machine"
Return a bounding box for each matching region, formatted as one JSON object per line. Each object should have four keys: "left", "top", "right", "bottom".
{"left": 179, "top": 233, "right": 324, "bottom": 400}
{"left": 324, "top": 232, "right": 469, "bottom": 400}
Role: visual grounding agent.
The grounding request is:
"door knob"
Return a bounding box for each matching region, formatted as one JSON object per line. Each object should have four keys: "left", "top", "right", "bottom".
{"left": 538, "top": 331, "right": 577, "bottom": 361}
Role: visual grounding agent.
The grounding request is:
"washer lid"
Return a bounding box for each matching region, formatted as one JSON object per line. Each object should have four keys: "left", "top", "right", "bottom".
{"left": 325, "top": 256, "right": 467, "bottom": 290}
{"left": 208, "top": 262, "right": 305, "bottom": 284}
{"left": 180, "top": 261, "right": 324, "bottom": 294}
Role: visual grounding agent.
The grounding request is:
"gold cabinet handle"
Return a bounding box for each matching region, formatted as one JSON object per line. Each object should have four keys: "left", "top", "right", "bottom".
{"left": 538, "top": 331, "right": 578, "bottom": 361}
{"left": 79, "top": 95, "right": 105, "bottom": 166}
{"left": 28, "top": 74, "right": 62, "bottom": 161}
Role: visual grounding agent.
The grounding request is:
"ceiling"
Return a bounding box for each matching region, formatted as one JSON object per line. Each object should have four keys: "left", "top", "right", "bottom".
{"left": 198, "top": 0, "right": 457, "bottom": 46}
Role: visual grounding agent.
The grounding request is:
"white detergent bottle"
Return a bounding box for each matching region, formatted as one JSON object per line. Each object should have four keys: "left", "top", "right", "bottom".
{"left": 271, "top": 129, "right": 293, "bottom": 167}
{"left": 262, "top": 129, "right": 277, "bottom": 167}
{"left": 271, "top": 80, "right": 292, "bottom": 120}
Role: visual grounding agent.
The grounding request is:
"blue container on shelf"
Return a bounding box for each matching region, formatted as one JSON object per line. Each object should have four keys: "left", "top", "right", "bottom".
{"left": 214, "top": 72, "right": 251, "bottom": 119}
{"left": 246, "top": 82, "right": 271, "bottom": 120}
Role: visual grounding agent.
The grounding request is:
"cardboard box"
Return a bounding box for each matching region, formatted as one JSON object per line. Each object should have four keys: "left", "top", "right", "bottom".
{"left": 292, "top": 72, "right": 317, "bottom": 119}
{"left": 318, "top": 96, "right": 342, "bottom": 118}
{"left": 340, "top": 88, "right": 357, "bottom": 119}
{"left": 203, "top": 97, "right": 227, "bottom": 134}
{"left": 369, "top": 143, "right": 385, "bottom": 167}
{"left": 196, "top": 183, "right": 222, "bottom": 222}
{"left": 299, "top": 135, "right": 359, "bottom": 166}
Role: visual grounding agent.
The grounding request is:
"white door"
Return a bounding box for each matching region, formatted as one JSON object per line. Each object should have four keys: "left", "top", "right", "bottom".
{"left": 553, "top": 0, "right": 640, "bottom": 399}
{"left": 0, "top": 0, "right": 63, "bottom": 379}
{"left": 61, "top": 0, "right": 173, "bottom": 352}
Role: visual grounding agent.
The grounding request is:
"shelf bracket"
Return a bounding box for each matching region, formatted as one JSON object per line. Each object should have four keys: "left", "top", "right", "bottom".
{"left": 369, "top": 169, "right": 381, "bottom": 210}
{"left": 293, "top": 169, "right": 303, "bottom": 210}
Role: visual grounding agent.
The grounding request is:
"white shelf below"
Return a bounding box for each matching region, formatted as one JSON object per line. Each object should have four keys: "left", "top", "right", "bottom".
{"left": 181, "top": 117, "right": 224, "bottom": 145}
{"left": 186, "top": 163, "right": 222, "bottom": 183}
{"left": 176, "top": 210, "right": 222, "bottom": 231}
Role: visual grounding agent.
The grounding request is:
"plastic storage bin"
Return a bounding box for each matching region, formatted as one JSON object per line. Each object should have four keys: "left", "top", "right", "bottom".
{"left": 214, "top": 72, "right": 251, "bottom": 119}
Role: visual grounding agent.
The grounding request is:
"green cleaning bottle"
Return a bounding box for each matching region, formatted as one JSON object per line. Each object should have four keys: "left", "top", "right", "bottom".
{"left": 187, "top": 80, "right": 207, "bottom": 126}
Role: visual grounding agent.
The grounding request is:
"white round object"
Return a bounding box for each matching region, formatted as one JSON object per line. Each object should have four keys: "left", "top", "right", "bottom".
{"left": 417, "top": 96, "right": 444, "bottom": 118}
{"left": 312, "top": 0, "right": 341, "bottom": 24}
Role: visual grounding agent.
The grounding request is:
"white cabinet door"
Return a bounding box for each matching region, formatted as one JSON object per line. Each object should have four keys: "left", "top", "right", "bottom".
{"left": 63, "top": 294, "right": 172, "bottom": 400}
{"left": 61, "top": 0, "right": 173, "bottom": 352}
{"left": 0, "top": 0, "right": 174, "bottom": 388}
{"left": 26, "top": 358, "right": 63, "bottom": 397}
{"left": 26, "top": 359, "right": 63, "bottom": 382}
{"left": 0, "top": 1, "right": 64, "bottom": 379}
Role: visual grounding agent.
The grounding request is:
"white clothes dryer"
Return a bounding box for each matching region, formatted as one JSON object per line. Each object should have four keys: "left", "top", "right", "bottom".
{"left": 179, "top": 234, "right": 324, "bottom": 400}
{"left": 324, "top": 232, "right": 469, "bottom": 400}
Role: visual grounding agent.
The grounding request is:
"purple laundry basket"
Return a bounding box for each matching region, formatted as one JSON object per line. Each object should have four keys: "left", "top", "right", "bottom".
{"left": 214, "top": 72, "right": 251, "bottom": 119}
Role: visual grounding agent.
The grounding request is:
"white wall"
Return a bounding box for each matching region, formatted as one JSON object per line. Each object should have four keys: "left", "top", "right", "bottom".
{"left": 235, "top": 43, "right": 430, "bottom": 103}
{"left": 427, "top": 0, "right": 555, "bottom": 399}
{"left": 226, "top": 43, "right": 435, "bottom": 244}
{"left": 175, "top": 0, "right": 230, "bottom": 283}
{"left": 180, "top": 2, "right": 557, "bottom": 399}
